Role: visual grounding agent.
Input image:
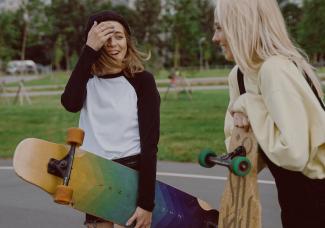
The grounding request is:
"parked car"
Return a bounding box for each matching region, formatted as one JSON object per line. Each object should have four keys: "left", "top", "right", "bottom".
{"left": 6, "top": 60, "right": 38, "bottom": 75}
{"left": 36, "top": 63, "right": 52, "bottom": 74}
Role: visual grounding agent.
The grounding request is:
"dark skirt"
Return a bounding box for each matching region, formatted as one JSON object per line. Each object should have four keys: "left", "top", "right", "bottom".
{"left": 85, "top": 154, "right": 140, "bottom": 225}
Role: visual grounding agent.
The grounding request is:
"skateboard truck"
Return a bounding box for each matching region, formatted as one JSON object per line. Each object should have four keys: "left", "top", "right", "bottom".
{"left": 47, "top": 128, "right": 84, "bottom": 205}
{"left": 198, "top": 146, "right": 252, "bottom": 176}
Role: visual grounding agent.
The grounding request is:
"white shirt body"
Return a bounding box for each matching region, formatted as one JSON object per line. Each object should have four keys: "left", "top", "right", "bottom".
{"left": 79, "top": 75, "right": 140, "bottom": 160}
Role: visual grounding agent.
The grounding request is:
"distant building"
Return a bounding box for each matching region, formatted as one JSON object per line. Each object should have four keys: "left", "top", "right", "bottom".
{"left": 0, "top": 0, "right": 51, "bottom": 12}
{"left": 281, "top": 0, "right": 303, "bottom": 7}
{"left": 288, "top": 0, "right": 302, "bottom": 5}
{"left": 111, "top": 0, "right": 136, "bottom": 8}
{"left": 0, "top": 0, "right": 23, "bottom": 11}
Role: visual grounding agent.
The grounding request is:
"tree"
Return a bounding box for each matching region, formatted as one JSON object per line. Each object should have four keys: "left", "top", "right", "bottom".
{"left": 21, "top": 0, "right": 54, "bottom": 63}
{"left": 130, "top": 0, "right": 162, "bottom": 71}
{"left": 0, "top": 0, "right": 51, "bottom": 63}
{"left": 134, "top": 0, "right": 161, "bottom": 44}
{"left": 49, "top": 0, "right": 85, "bottom": 70}
{"left": 281, "top": 3, "right": 303, "bottom": 42}
{"left": 53, "top": 35, "right": 64, "bottom": 70}
{"left": 197, "top": 0, "right": 216, "bottom": 69}
{"left": 163, "top": 0, "right": 203, "bottom": 68}
{"left": 298, "top": 0, "right": 325, "bottom": 64}
{"left": 47, "top": 0, "right": 113, "bottom": 70}
{"left": 0, "top": 11, "right": 21, "bottom": 62}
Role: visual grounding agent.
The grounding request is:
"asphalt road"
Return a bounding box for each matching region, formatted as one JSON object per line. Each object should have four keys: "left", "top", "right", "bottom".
{"left": 0, "top": 159, "right": 281, "bottom": 228}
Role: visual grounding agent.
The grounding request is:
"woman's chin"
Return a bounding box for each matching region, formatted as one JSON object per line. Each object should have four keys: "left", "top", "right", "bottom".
{"left": 225, "top": 54, "right": 234, "bottom": 62}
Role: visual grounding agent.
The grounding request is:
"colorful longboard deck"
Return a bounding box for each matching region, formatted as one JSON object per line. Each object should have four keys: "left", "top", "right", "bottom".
{"left": 13, "top": 138, "right": 218, "bottom": 227}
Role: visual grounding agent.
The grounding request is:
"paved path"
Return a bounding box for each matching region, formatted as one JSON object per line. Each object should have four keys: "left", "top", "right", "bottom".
{"left": 0, "top": 85, "right": 229, "bottom": 97}
{"left": 0, "top": 75, "right": 42, "bottom": 84}
{"left": 0, "top": 159, "right": 281, "bottom": 228}
{"left": 1, "top": 73, "right": 325, "bottom": 98}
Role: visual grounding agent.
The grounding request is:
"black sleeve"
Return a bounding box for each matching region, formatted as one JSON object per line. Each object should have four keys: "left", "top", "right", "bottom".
{"left": 136, "top": 71, "right": 160, "bottom": 211}
{"left": 61, "top": 45, "right": 100, "bottom": 112}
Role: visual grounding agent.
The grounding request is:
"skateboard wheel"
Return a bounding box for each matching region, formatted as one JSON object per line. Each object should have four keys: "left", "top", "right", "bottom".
{"left": 231, "top": 156, "right": 252, "bottom": 176}
{"left": 54, "top": 185, "right": 73, "bottom": 205}
{"left": 66, "top": 128, "right": 84, "bottom": 146}
{"left": 198, "top": 149, "right": 216, "bottom": 168}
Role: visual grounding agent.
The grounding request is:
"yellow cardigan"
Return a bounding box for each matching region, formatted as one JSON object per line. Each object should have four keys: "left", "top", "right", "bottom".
{"left": 224, "top": 55, "right": 325, "bottom": 179}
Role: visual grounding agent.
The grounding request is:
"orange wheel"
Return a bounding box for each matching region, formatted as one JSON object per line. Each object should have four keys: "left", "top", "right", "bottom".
{"left": 66, "top": 128, "right": 84, "bottom": 146}
{"left": 54, "top": 185, "right": 73, "bottom": 205}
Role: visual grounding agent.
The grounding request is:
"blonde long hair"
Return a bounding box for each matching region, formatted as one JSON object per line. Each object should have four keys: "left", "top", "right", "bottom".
{"left": 91, "top": 29, "right": 150, "bottom": 77}
{"left": 216, "top": 0, "right": 323, "bottom": 95}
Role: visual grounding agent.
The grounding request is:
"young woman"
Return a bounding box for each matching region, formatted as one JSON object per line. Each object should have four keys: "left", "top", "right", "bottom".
{"left": 61, "top": 11, "right": 160, "bottom": 228}
{"left": 212, "top": 0, "right": 325, "bottom": 227}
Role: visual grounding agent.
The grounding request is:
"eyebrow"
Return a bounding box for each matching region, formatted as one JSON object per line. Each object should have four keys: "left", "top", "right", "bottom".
{"left": 114, "top": 31, "right": 124, "bottom": 35}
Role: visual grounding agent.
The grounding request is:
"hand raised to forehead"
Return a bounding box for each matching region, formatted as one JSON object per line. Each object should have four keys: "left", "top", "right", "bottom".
{"left": 97, "top": 21, "right": 115, "bottom": 31}
{"left": 86, "top": 21, "right": 115, "bottom": 51}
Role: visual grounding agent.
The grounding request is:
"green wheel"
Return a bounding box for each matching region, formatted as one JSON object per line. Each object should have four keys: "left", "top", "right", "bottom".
{"left": 198, "top": 149, "right": 216, "bottom": 168}
{"left": 231, "top": 156, "right": 252, "bottom": 176}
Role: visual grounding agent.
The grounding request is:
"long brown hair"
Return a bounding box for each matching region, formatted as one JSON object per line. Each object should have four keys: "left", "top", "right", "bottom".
{"left": 91, "top": 28, "right": 150, "bottom": 77}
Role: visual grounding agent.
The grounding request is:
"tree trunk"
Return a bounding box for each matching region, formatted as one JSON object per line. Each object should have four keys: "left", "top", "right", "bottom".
{"left": 64, "top": 40, "right": 70, "bottom": 71}
{"left": 174, "top": 39, "right": 180, "bottom": 69}
{"left": 21, "top": 23, "right": 28, "bottom": 61}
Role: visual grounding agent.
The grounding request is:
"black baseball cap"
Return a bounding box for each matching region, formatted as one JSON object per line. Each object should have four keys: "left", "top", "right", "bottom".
{"left": 84, "top": 10, "right": 131, "bottom": 41}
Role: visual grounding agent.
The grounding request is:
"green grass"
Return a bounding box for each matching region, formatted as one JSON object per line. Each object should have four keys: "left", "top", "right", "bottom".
{"left": 159, "top": 90, "right": 228, "bottom": 161}
{"left": 0, "top": 90, "right": 229, "bottom": 162}
{"left": 0, "top": 96, "right": 79, "bottom": 157}
{"left": 7, "top": 66, "right": 321, "bottom": 89}
{"left": 2, "top": 66, "right": 325, "bottom": 87}
{"left": 179, "top": 68, "right": 232, "bottom": 78}
{"left": 318, "top": 67, "right": 325, "bottom": 74}
{"left": 4, "top": 71, "right": 70, "bottom": 87}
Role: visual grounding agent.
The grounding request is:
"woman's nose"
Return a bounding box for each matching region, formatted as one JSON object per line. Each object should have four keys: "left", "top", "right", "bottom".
{"left": 212, "top": 32, "right": 220, "bottom": 44}
{"left": 107, "top": 38, "right": 116, "bottom": 47}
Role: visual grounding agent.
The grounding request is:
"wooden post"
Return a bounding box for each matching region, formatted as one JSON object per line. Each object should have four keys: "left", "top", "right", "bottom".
{"left": 164, "top": 71, "right": 192, "bottom": 101}
{"left": 13, "top": 80, "right": 31, "bottom": 105}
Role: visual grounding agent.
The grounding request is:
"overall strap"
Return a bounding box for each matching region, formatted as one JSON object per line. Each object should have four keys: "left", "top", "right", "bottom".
{"left": 236, "top": 66, "right": 325, "bottom": 111}
{"left": 302, "top": 71, "right": 325, "bottom": 111}
{"left": 237, "top": 68, "right": 246, "bottom": 95}
{"left": 292, "top": 63, "right": 325, "bottom": 111}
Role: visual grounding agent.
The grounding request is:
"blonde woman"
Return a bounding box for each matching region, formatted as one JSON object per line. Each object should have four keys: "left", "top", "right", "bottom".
{"left": 61, "top": 11, "right": 160, "bottom": 228}
{"left": 212, "top": 0, "right": 325, "bottom": 227}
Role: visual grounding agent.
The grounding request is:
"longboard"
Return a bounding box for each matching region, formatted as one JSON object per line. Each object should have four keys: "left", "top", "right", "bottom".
{"left": 14, "top": 135, "right": 218, "bottom": 227}
{"left": 199, "top": 127, "right": 263, "bottom": 228}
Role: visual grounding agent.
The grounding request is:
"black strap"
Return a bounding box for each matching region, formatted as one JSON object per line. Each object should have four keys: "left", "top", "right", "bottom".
{"left": 303, "top": 71, "right": 325, "bottom": 110}
{"left": 292, "top": 62, "right": 325, "bottom": 111}
{"left": 237, "top": 68, "right": 246, "bottom": 95}
{"left": 236, "top": 66, "right": 325, "bottom": 111}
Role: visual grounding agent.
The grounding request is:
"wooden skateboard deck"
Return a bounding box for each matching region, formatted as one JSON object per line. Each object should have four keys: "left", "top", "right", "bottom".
{"left": 13, "top": 138, "right": 218, "bottom": 227}
{"left": 218, "top": 127, "right": 262, "bottom": 228}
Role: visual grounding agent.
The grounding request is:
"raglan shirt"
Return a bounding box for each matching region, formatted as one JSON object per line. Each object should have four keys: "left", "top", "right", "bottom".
{"left": 224, "top": 55, "right": 325, "bottom": 179}
{"left": 61, "top": 45, "right": 160, "bottom": 211}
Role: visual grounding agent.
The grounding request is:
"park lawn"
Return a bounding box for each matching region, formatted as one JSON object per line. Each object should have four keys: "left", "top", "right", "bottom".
{"left": 4, "top": 71, "right": 70, "bottom": 87}
{"left": 6, "top": 66, "right": 323, "bottom": 88}
{"left": 3, "top": 65, "right": 324, "bottom": 88}
{"left": 180, "top": 68, "right": 232, "bottom": 78}
{"left": 0, "top": 90, "right": 229, "bottom": 162}
{"left": 318, "top": 67, "right": 325, "bottom": 74}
